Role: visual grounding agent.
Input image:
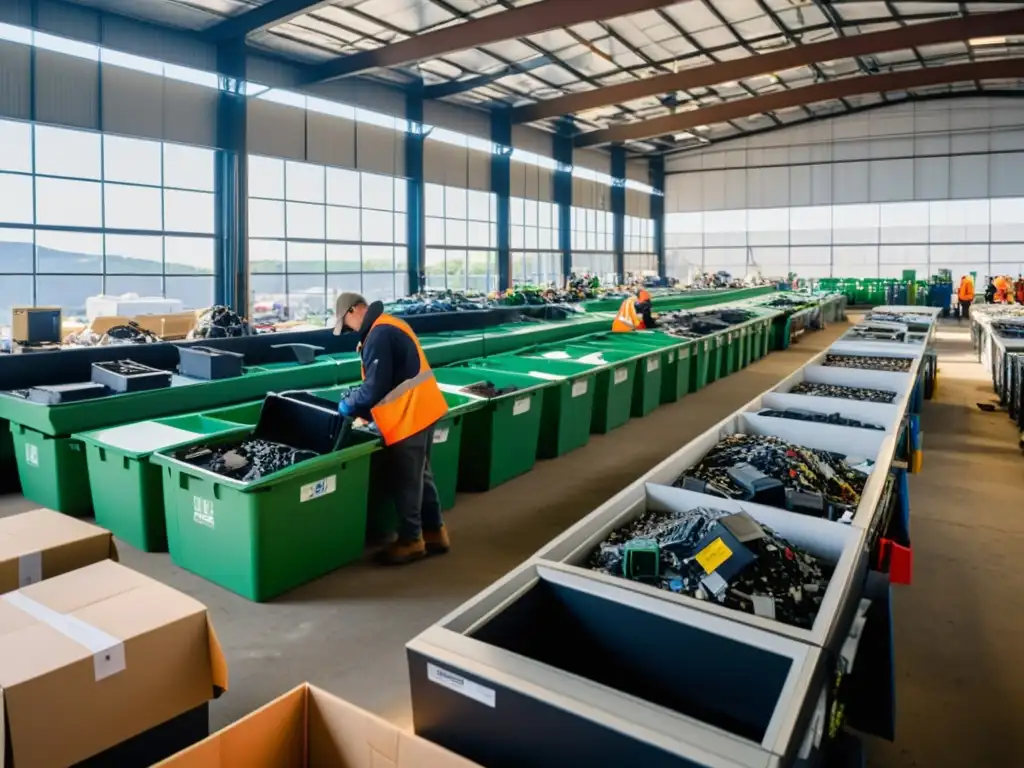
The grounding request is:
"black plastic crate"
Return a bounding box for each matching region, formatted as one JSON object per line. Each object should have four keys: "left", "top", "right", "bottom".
{"left": 178, "top": 346, "right": 245, "bottom": 381}
{"left": 91, "top": 360, "right": 172, "bottom": 394}
{"left": 251, "top": 392, "right": 345, "bottom": 455}
{"left": 28, "top": 382, "right": 109, "bottom": 405}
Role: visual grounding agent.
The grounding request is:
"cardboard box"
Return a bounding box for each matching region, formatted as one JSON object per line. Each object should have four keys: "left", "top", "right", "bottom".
{"left": 0, "top": 509, "right": 118, "bottom": 595}
{"left": 0, "top": 560, "right": 228, "bottom": 767}
{"left": 156, "top": 683, "right": 480, "bottom": 768}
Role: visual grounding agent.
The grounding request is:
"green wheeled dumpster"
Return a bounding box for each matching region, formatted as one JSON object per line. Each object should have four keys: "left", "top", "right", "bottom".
{"left": 152, "top": 426, "right": 380, "bottom": 601}
{"left": 77, "top": 414, "right": 248, "bottom": 552}
{"left": 433, "top": 367, "right": 552, "bottom": 492}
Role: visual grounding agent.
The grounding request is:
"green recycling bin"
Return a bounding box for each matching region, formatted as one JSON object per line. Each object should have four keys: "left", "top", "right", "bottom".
{"left": 10, "top": 425, "right": 91, "bottom": 516}
{"left": 433, "top": 367, "right": 550, "bottom": 492}
{"left": 705, "top": 333, "right": 726, "bottom": 384}
{"left": 77, "top": 414, "right": 246, "bottom": 552}
{"left": 736, "top": 325, "right": 751, "bottom": 369}
{"left": 688, "top": 336, "right": 713, "bottom": 392}
{"left": 0, "top": 420, "right": 16, "bottom": 490}
{"left": 581, "top": 331, "right": 693, "bottom": 405}
{"left": 461, "top": 356, "right": 599, "bottom": 460}
{"left": 152, "top": 427, "right": 380, "bottom": 602}
{"left": 520, "top": 345, "right": 638, "bottom": 434}
{"left": 567, "top": 338, "right": 662, "bottom": 419}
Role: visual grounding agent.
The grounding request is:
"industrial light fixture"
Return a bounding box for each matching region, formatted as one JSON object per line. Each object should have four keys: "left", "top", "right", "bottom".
{"left": 970, "top": 36, "right": 1006, "bottom": 46}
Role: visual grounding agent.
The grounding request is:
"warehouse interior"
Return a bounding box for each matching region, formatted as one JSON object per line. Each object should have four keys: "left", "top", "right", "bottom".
{"left": 1, "top": 1, "right": 1024, "bottom": 766}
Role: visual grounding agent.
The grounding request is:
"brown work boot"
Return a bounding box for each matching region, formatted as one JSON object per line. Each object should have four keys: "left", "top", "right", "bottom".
{"left": 374, "top": 538, "right": 427, "bottom": 566}
{"left": 423, "top": 526, "right": 450, "bottom": 556}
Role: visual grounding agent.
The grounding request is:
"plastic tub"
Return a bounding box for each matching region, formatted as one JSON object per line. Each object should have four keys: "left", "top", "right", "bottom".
{"left": 10, "top": 426, "right": 92, "bottom": 516}
{"left": 564, "top": 338, "right": 663, "bottom": 419}
{"left": 152, "top": 427, "right": 380, "bottom": 601}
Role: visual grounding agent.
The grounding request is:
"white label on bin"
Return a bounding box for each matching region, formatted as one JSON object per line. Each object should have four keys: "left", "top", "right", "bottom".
{"left": 646, "top": 357, "right": 660, "bottom": 373}
{"left": 193, "top": 497, "right": 215, "bottom": 529}
{"left": 427, "top": 663, "right": 496, "bottom": 708}
{"left": 613, "top": 367, "right": 628, "bottom": 385}
{"left": 18, "top": 551, "right": 42, "bottom": 587}
{"left": 571, "top": 380, "right": 589, "bottom": 398}
{"left": 667, "top": 351, "right": 675, "bottom": 363}
{"left": 512, "top": 396, "right": 531, "bottom": 416}
{"left": 680, "top": 348, "right": 691, "bottom": 360}
{"left": 433, "top": 427, "right": 450, "bottom": 444}
{"left": 25, "top": 443, "right": 38, "bottom": 468}
{"left": 301, "top": 475, "right": 337, "bottom": 502}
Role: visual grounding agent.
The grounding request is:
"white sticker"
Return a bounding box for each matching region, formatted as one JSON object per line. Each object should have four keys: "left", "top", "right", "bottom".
{"left": 18, "top": 551, "right": 42, "bottom": 587}
{"left": 301, "top": 475, "right": 337, "bottom": 502}
{"left": 680, "top": 347, "right": 691, "bottom": 359}
{"left": 192, "top": 496, "right": 215, "bottom": 528}
{"left": 433, "top": 427, "right": 450, "bottom": 444}
{"left": 716, "top": 336, "right": 724, "bottom": 347}
{"left": 798, "top": 687, "right": 828, "bottom": 760}
{"left": 613, "top": 367, "right": 628, "bottom": 385}
{"left": 667, "top": 351, "right": 675, "bottom": 363}
{"left": 24, "top": 443, "right": 38, "bottom": 468}
{"left": 427, "top": 663, "right": 496, "bottom": 708}
{"left": 571, "top": 380, "right": 589, "bottom": 398}
{"left": 646, "top": 357, "right": 660, "bottom": 373}
{"left": 512, "top": 396, "right": 531, "bottom": 416}
{"left": 703, "top": 341, "right": 710, "bottom": 352}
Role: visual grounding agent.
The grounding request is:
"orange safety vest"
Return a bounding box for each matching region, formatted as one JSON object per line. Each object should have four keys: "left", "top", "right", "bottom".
{"left": 957, "top": 279, "right": 974, "bottom": 302}
{"left": 611, "top": 298, "right": 645, "bottom": 333}
{"left": 360, "top": 314, "right": 448, "bottom": 446}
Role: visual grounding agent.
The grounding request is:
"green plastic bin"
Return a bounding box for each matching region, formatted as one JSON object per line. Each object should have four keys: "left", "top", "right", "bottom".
{"left": 461, "top": 356, "right": 599, "bottom": 459}
{"left": 568, "top": 338, "right": 662, "bottom": 418}
{"left": 522, "top": 345, "right": 638, "bottom": 434}
{"left": 433, "top": 367, "right": 549, "bottom": 492}
{"left": 77, "top": 414, "right": 244, "bottom": 552}
{"left": 152, "top": 428, "right": 380, "bottom": 601}
{"left": 0, "top": 419, "right": 17, "bottom": 490}
{"left": 705, "top": 333, "right": 726, "bottom": 384}
{"left": 687, "top": 336, "right": 712, "bottom": 392}
{"left": 10, "top": 425, "right": 91, "bottom": 516}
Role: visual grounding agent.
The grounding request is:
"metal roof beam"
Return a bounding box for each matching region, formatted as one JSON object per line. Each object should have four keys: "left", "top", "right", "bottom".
{"left": 423, "top": 56, "right": 553, "bottom": 99}
{"left": 202, "top": 1, "right": 336, "bottom": 43}
{"left": 517, "top": 8, "right": 1024, "bottom": 123}
{"left": 576, "top": 59, "right": 1024, "bottom": 147}
{"left": 302, "top": 0, "right": 680, "bottom": 84}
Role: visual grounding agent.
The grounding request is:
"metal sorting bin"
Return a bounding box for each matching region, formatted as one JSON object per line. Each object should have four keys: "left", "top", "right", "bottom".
{"left": 516, "top": 345, "right": 637, "bottom": 434}
{"left": 150, "top": 407, "right": 380, "bottom": 602}
{"left": 456, "top": 357, "right": 598, "bottom": 460}
{"left": 77, "top": 414, "right": 246, "bottom": 551}
{"left": 432, "top": 367, "right": 550, "bottom": 492}
{"left": 408, "top": 562, "right": 834, "bottom": 768}
{"left": 563, "top": 338, "right": 663, "bottom": 419}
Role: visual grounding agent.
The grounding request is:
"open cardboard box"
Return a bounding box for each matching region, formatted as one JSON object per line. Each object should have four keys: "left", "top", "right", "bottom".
{"left": 0, "top": 560, "right": 227, "bottom": 768}
{"left": 156, "top": 683, "right": 480, "bottom": 768}
{"left": 0, "top": 508, "right": 118, "bottom": 594}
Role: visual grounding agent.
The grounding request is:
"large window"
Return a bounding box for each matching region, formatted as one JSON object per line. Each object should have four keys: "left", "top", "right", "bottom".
{"left": 511, "top": 197, "right": 560, "bottom": 286}
{"left": 666, "top": 199, "right": 1024, "bottom": 282}
{"left": 425, "top": 183, "right": 498, "bottom": 293}
{"left": 570, "top": 206, "right": 615, "bottom": 278}
{"left": 624, "top": 214, "right": 656, "bottom": 275}
{"left": 0, "top": 119, "right": 215, "bottom": 324}
{"left": 248, "top": 156, "right": 408, "bottom": 320}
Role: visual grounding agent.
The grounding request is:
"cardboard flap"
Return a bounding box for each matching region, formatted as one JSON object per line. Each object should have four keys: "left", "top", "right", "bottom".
{"left": 0, "top": 689, "right": 5, "bottom": 768}
{"left": 108, "top": 539, "right": 120, "bottom": 563}
{"left": 206, "top": 620, "right": 228, "bottom": 695}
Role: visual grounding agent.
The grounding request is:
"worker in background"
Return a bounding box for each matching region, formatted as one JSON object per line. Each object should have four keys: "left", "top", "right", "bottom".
{"left": 956, "top": 275, "right": 974, "bottom": 322}
{"left": 334, "top": 293, "right": 449, "bottom": 566}
{"left": 995, "top": 275, "right": 1012, "bottom": 304}
{"left": 611, "top": 289, "right": 658, "bottom": 332}
{"left": 1016, "top": 275, "right": 1024, "bottom": 306}
{"left": 985, "top": 277, "right": 997, "bottom": 304}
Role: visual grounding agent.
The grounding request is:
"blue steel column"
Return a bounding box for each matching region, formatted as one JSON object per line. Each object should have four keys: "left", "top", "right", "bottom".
{"left": 611, "top": 144, "right": 626, "bottom": 282}
{"left": 554, "top": 119, "right": 574, "bottom": 283}
{"left": 491, "top": 107, "right": 513, "bottom": 291}
{"left": 650, "top": 155, "right": 666, "bottom": 279}
{"left": 405, "top": 83, "right": 425, "bottom": 295}
{"left": 215, "top": 40, "right": 248, "bottom": 316}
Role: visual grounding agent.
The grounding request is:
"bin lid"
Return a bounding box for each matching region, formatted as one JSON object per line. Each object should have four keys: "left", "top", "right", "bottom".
{"left": 81, "top": 421, "right": 204, "bottom": 455}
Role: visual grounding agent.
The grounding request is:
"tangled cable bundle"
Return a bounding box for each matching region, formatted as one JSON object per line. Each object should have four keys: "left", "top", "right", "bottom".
{"left": 758, "top": 408, "right": 885, "bottom": 431}
{"left": 188, "top": 305, "right": 252, "bottom": 340}
{"left": 790, "top": 381, "right": 897, "bottom": 403}
{"left": 176, "top": 438, "right": 318, "bottom": 482}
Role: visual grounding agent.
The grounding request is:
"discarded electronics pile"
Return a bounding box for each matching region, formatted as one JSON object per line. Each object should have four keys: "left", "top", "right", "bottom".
{"left": 187, "top": 305, "right": 252, "bottom": 339}
{"left": 461, "top": 380, "right": 519, "bottom": 398}
{"left": 388, "top": 291, "right": 490, "bottom": 315}
{"left": 823, "top": 354, "right": 912, "bottom": 373}
{"left": 757, "top": 407, "right": 885, "bottom": 431}
{"left": 790, "top": 381, "right": 897, "bottom": 403}
{"left": 658, "top": 307, "right": 757, "bottom": 340}
{"left": 174, "top": 438, "right": 318, "bottom": 482}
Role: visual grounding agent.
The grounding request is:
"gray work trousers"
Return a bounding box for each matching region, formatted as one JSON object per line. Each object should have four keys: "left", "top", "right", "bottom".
{"left": 384, "top": 425, "right": 443, "bottom": 543}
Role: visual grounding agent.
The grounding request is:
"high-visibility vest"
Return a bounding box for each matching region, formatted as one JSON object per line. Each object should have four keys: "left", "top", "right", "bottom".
{"left": 958, "top": 279, "right": 974, "bottom": 302}
{"left": 611, "top": 298, "right": 645, "bottom": 333}
{"left": 360, "top": 314, "right": 448, "bottom": 446}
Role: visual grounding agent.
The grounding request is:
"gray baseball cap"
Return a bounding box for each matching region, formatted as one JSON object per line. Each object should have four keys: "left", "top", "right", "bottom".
{"left": 333, "top": 292, "right": 367, "bottom": 335}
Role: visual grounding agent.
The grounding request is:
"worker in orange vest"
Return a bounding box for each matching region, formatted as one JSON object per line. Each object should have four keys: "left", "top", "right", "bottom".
{"left": 956, "top": 275, "right": 974, "bottom": 321}
{"left": 612, "top": 289, "right": 657, "bottom": 332}
{"left": 335, "top": 293, "right": 449, "bottom": 565}
{"left": 995, "top": 275, "right": 1012, "bottom": 304}
{"left": 1016, "top": 276, "right": 1024, "bottom": 305}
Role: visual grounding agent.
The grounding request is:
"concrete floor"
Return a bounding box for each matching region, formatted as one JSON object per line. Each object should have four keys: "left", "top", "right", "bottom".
{"left": 2, "top": 317, "right": 1020, "bottom": 761}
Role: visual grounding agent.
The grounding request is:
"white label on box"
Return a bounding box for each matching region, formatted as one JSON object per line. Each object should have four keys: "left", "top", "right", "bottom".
{"left": 646, "top": 357, "right": 660, "bottom": 373}
{"left": 433, "top": 427, "right": 450, "bottom": 444}
{"left": 571, "top": 380, "right": 589, "bottom": 398}
{"left": 667, "top": 351, "right": 675, "bottom": 363}
{"left": 427, "top": 663, "right": 496, "bottom": 708}
{"left": 614, "top": 367, "right": 628, "bottom": 385}
{"left": 18, "top": 551, "right": 42, "bottom": 587}
{"left": 301, "top": 475, "right": 337, "bottom": 502}
{"left": 512, "top": 396, "right": 531, "bottom": 416}
{"left": 25, "top": 443, "right": 38, "bottom": 468}
{"left": 193, "top": 496, "right": 215, "bottom": 528}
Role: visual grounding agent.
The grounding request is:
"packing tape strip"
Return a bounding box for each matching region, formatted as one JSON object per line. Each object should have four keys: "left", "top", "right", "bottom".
{"left": 18, "top": 551, "right": 41, "bottom": 588}
{"left": 3, "top": 591, "right": 125, "bottom": 682}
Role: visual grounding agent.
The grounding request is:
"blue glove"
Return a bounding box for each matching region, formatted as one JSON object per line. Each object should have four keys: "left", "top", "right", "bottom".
{"left": 338, "top": 399, "right": 354, "bottom": 417}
